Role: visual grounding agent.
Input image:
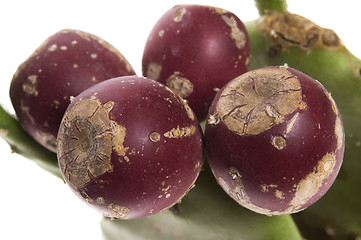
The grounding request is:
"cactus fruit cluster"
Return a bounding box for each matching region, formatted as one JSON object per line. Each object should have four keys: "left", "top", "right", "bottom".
{"left": 1, "top": 0, "right": 360, "bottom": 239}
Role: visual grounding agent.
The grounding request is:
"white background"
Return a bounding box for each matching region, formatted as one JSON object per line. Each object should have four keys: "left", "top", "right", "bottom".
{"left": 0, "top": 1, "right": 360, "bottom": 239}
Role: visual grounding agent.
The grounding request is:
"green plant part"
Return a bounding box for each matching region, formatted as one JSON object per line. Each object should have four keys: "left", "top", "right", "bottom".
{"left": 0, "top": 105, "right": 60, "bottom": 178}
{"left": 245, "top": 4, "right": 361, "bottom": 239}
{"left": 101, "top": 164, "right": 301, "bottom": 240}
{"left": 255, "top": 0, "right": 288, "bottom": 15}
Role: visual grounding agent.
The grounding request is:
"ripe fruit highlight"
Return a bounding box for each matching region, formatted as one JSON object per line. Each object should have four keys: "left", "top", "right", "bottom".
{"left": 205, "top": 65, "right": 344, "bottom": 215}
{"left": 142, "top": 4, "right": 250, "bottom": 120}
{"left": 10, "top": 29, "right": 135, "bottom": 152}
{"left": 57, "top": 76, "right": 204, "bottom": 219}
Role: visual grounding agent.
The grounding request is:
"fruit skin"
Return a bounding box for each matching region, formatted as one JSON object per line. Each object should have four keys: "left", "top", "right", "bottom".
{"left": 142, "top": 4, "right": 250, "bottom": 121}
{"left": 10, "top": 29, "right": 135, "bottom": 152}
{"left": 205, "top": 65, "right": 344, "bottom": 216}
{"left": 57, "top": 76, "right": 204, "bottom": 219}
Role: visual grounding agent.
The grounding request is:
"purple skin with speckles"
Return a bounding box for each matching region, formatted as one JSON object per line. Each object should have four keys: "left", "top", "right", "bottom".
{"left": 142, "top": 4, "right": 250, "bottom": 121}
{"left": 10, "top": 29, "right": 135, "bottom": 152}
{"left": 205, "top": 66, "right": 345, "bottom": 215}
{"left": 57, "top": 76, "right": 204, "bottom": 219}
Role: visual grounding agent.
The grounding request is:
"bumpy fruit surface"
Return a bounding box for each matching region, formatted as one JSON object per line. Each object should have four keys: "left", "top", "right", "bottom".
{"left": 205, "top": 65, "right": 344, "bottom": 215}
{"left": 10, "top": 29, "right": 135, "bottom": 152}
{"left": 57, "top": 76, "right": 203, "bottom": 219}
{"left": 142, "top": 4, "right": 250, "bottom": 120}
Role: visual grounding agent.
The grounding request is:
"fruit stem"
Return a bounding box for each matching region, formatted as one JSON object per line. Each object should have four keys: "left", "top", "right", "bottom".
{"left": 0, "top": 105, "right": 61, "bottom": 178}
{"left": 255, "top": 0, "right": 288, "bottom": 15}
